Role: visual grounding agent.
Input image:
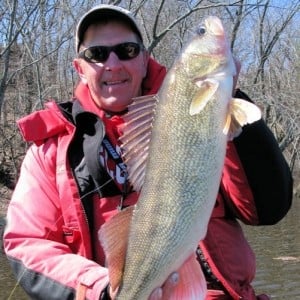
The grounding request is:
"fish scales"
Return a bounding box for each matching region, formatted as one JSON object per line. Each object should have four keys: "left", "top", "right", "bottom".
{"left": 100, "top": 16, "right": 261, "bottom": 300}
{"left": 118, "top": 44, "right": 228, "bottom": 300}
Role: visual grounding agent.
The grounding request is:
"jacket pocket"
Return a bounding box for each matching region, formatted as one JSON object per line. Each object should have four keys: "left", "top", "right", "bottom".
{"left": 62, "top": 226, "right": 81, "bottom": 250}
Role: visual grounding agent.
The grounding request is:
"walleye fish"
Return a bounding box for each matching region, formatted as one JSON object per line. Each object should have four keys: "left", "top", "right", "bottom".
{"left": 99, "top": 16, "right": 261, "bottom": 299}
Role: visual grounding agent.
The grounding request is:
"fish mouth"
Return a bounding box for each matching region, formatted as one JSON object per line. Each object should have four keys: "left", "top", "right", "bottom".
{"left": 205, "top": 16, "right": 224, "bottom": 36}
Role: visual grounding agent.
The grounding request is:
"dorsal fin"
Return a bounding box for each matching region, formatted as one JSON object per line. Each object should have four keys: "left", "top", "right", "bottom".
{"left": 120, "top": 94, "right": 158, "bottom": 191}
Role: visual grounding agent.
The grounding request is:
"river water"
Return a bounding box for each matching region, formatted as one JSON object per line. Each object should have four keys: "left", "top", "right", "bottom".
{"left": 0, "top": 197, "right": 299, "bottom": 299}
{"left": 243, "top": 196, "right": 300, "bottom": 299}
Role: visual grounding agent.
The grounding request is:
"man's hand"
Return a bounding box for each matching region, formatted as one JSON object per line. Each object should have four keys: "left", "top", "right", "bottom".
{"left": 149, "top": 272, "right": 179, "bottom": 300}
{"left": 108, "top": 272, "right": 179, "bottom": 300}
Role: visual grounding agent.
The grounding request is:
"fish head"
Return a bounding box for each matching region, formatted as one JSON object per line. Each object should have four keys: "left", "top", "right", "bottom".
{"left": 179, "top": 16, "right": 236, "bottom": 81}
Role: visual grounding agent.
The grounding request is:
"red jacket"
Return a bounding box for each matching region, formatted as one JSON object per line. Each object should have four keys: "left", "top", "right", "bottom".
{"left": 4, "top": 58, "right": 292, "bottom": 299}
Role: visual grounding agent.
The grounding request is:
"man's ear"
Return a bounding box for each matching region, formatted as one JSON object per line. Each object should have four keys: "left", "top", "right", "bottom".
{"left": 73, "top": 59, "right": 88, "bottom": 85}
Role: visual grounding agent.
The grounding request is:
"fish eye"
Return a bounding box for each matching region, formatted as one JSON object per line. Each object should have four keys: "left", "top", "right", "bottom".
{"left": 197, "top": 26, "right": 206, "bottom": 35}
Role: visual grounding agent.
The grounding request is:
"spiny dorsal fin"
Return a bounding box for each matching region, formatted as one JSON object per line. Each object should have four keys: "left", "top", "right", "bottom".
{"left": 120, "top": 94, "right": 158, "bottom": 191}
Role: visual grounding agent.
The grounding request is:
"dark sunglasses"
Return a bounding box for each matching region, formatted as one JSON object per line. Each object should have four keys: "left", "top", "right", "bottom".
{"left": 78, "top": 42, "right": 144, "bottom": 63}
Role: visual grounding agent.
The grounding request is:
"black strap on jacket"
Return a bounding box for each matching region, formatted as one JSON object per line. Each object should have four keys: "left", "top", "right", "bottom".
{"left": 68, "top": 100, "right": 122, "bottom": 198}
{"left": 62, "top": 100, "right": 123, "bottom": 232}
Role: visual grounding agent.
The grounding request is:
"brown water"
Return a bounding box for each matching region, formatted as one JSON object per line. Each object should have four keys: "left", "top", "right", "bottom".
{"left": 243, "top": 197, "right": 300, "bottom": 299}
{"left": 0, "top": 198, "right": 299, "bottom": 299}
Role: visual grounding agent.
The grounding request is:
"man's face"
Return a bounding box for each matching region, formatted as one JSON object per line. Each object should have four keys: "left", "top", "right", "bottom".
{"left": 74, "top": 22, "right": 149, "bottom": 113}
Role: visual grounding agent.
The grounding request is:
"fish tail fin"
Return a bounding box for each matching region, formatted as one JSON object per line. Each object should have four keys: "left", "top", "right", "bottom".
{"left": 170, "top": 254, "right": 207, "bottom": 299}
{"left": 98, "top": 206, "right": 134, "bottom": 292}
{"left": 224, "top": 98, "right": 262, "bottom": 140}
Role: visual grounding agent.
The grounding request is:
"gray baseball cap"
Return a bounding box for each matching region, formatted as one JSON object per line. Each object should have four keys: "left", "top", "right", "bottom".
{"left": 75, "top": 4, "right": 143, "bottom": 53}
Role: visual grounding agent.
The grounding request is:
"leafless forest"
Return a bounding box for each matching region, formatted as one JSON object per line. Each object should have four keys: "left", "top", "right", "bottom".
{"left": 0, "top": 0, "right": 299, "bottom": 200}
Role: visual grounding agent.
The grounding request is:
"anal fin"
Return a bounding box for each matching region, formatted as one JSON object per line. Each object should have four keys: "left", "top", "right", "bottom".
{"left": 170, "top": 253, "right": 207, "bottom": 299}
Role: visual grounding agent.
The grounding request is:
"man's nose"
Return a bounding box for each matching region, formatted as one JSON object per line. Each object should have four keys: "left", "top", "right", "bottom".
{"left": 104, "top": 51, "right": 123, "bottom": 70}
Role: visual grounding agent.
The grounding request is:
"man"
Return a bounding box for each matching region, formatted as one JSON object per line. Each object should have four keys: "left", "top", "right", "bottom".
{"left": 4, "top": 4, "right": 293, "bottom": 300}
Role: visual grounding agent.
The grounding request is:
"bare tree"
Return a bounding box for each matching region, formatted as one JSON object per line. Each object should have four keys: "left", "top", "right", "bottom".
{"left": 254, "top": 0, "right": 299, "bottom": 90}
{"left": 0, "top": 0, "right": 299, "bottom": 187}
{"left": 0, "top": 0, "right": 42, "bottom": 119}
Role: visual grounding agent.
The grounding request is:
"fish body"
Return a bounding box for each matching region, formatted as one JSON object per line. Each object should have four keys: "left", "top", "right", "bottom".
{"left": 100, "top": 16, "right": 261, "bottom": 300}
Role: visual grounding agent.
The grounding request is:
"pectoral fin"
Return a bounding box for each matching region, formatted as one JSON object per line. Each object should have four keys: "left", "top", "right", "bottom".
{"left": 223, "top": 98, "right": 262, "bottom": 140}
{"left": 189, "top": 79, "right": 219, "bottom": 116}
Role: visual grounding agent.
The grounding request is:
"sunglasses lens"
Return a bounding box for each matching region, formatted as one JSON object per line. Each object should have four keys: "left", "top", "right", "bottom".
{"left": 83, "top": 47, "right": 108, "bottom": 63}
{"left": 116, "top": 43, "right": 141, "bottom": 60}
{"left": 79, "top": 43, "right": 142, "bottom": 63}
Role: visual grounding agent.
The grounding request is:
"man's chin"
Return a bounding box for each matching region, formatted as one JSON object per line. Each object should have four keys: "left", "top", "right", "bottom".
{"left": 102, "top": 99, "right": 131, "bottom": 114}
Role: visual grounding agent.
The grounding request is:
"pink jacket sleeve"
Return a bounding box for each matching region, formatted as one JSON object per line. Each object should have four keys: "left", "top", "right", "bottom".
{"left": 4, "top": 141, "right": 109, "bottom": 299}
